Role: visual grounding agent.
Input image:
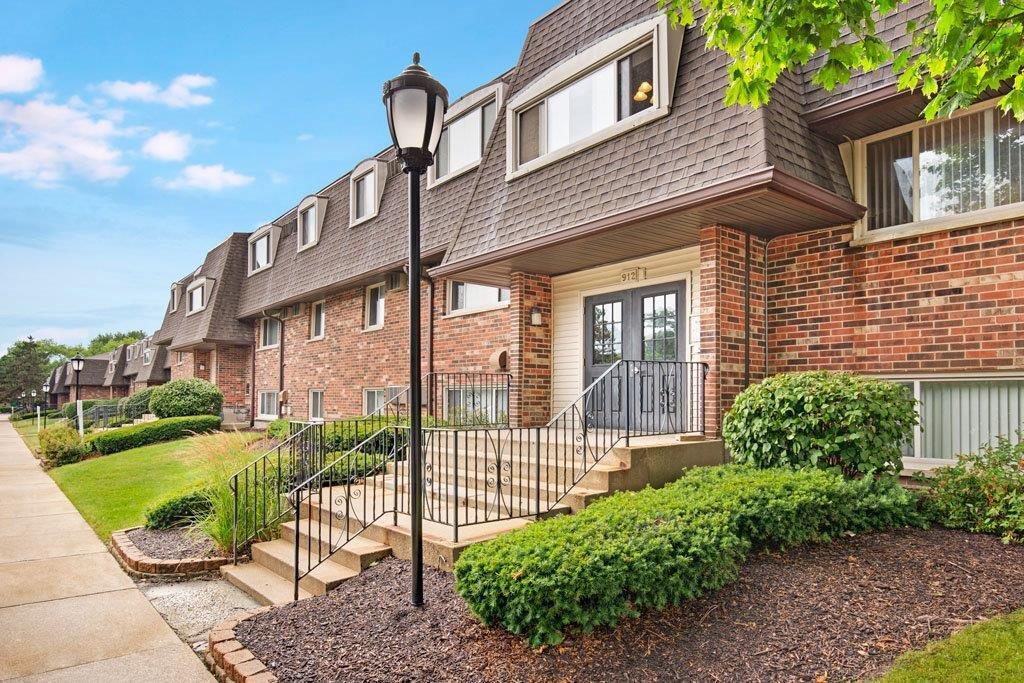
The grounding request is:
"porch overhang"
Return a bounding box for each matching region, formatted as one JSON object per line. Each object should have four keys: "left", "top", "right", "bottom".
{"left": 430, "top": 167, "right": 864, "bottom": 285}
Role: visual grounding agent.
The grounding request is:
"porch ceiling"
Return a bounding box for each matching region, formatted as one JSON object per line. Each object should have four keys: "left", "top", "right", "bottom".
{"left": 431, "top": 167, "right": 864, "bottom": 285}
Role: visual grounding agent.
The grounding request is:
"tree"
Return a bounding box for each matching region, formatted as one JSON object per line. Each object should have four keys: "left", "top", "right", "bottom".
{"left": 0, "top": 338, "right": 51, "bottom": 406}
{"left": 660, "top": 0, "right": 1024, "bottom": 121}
{"left": 80, "top": 330, "right": 145, "bottom": 356}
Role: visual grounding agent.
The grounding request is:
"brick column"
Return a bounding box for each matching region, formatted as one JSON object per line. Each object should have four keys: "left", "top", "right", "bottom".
{"left": 699, "top": 225, "right": 767, "bottom": 437}
{"left": 509, "top": 272, "right": 552, "bottom": 427}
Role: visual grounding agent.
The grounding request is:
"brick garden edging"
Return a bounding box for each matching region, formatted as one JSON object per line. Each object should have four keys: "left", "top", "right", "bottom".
{"left": 110, "top": 527, "right": 230, "bottom": 577}
{"left": 207, "top": 608, "right": 277, "bottom": 682}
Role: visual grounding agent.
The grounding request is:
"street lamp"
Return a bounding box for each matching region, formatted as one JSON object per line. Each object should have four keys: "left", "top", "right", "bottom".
{"left": 70, "top": 355, "right": 84, "bottom": 401}
{"left": 382, "top": 52, "right": 448, "bottom": 607}
{"left": 42, "top": 381, "right": 50, "bottom": 405}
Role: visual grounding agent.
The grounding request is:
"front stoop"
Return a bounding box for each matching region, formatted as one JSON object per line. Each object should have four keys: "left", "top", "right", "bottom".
{"left": 206, "top": 609, "right": 277, "bottom": 683}
{"left": 223, "top": 435, "right": 725, "bottom": 605}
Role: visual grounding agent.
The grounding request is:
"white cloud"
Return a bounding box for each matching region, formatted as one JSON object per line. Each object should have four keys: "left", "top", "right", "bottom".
{"left": 296, "top": 133, "right": 314, "bottom": 142}
{"left": 156, "top": 164, "right": 253, "bottom": 191}
{"left": 141, "top": 131, "right": 191, "bottom": 161}
{"left": 98, "top": 73, "right": 215, "bottom": 108}
{"left": 0, "top": 97, "right": 128, "bottom": 186}
{"left": 0, "top": 55, "right": 43, "bottom": 93}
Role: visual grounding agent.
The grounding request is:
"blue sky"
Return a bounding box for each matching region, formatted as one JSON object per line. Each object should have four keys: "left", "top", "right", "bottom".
{"left": 0, "top": 0, "right": 553, "bottom": 353}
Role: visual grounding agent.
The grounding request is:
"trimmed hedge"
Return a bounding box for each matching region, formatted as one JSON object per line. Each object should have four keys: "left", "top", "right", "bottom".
{"left": 149, "top": 378, "right": 223, "bottom": 419}
{"left": 454, "top": 465, "right": 923, "bottom": 645}
{"left": 39, "top": 426, "right": 87, "bottom": 466}
{"left": 145, "top": 488, "right": 214, "bottom": 529}
{"left": 86, "top": 415, "right": 221, "bottom": 455}
{"left": 723, "top": 371, "right": 919, "bottom": 477}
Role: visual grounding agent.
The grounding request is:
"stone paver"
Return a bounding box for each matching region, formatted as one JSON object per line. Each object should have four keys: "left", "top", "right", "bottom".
{"left": 0, "top": 417, "right": 212, "bottom": 682}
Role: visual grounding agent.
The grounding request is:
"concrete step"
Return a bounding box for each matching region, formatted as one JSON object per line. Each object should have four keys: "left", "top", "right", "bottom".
{"left": 221, "top": 561, "right": 311, "bottom": 606}
{"left": 378, "top": 474, "right": 579, "bottom": 518}
{"left": 251, "top": 538, "right": 358, "bottom": 595}
{"left": 280, "top": 520, "right": 392, "bottom": 571}
{"left": 388, "top": 456, "right": 630, "bottom": 493}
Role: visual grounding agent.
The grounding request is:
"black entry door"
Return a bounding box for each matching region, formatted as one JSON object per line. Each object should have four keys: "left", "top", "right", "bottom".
{"left": 583, "top": 282, "right": 686, "bottom": 430}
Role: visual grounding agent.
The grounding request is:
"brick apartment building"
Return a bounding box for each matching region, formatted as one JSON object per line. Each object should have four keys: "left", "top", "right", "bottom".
{"left": 141, "top": 0, "right": 1021, "bottom": 467}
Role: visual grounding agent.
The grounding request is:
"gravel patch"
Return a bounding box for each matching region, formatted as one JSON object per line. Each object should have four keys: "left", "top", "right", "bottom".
{"left": 140, "top": 577, "right": 260, "bottom": 651}
{"left": 127, "top": 526, "right": 217, "bottom": 560}
{"left": 235, "top": 529, "right": 1024, "bottom": 682}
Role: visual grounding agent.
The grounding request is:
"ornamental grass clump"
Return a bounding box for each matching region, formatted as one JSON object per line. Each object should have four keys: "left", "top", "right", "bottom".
{"left": 454, "top": 464, "right": 922, "bottom": 646}
{"left": 723, "top": 371, "right": 919, "bottom": 477}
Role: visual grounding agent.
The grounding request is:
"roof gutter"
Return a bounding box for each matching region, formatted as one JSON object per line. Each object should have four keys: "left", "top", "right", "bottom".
{"left": 429, "top": 167, "right": 864, "bottom": 279}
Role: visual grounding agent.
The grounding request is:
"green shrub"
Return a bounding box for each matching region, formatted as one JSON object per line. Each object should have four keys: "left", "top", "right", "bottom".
{"left": 918, "top": 434, "right": 1024, "bottom": 544}
{"left": 266, "top": 418, "right": 290, "bottom": 439}
{"left": 121, "top": 387, "right": 156, "bottom": 420}
{"left": 39, "top": 426, "right": 87, "bottom": 466}
{"left": 454, "top": 465, "right": 923, "bottom": 646}
{"left": 723, "top": 371, "right": 919, "bottom": 477}
{"left": 86, "top": 415, "right": 221, "bottom": 455}
{"left": 145, "top": 488, "right": 213, "bottom": 529}
{"left": 149, "top": 378, "right": 223, "bottom": 419}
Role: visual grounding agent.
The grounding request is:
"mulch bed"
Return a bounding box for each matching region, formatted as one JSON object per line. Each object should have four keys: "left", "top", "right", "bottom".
{"left": 234, "top": 528, "right": 1024, "bottom": 682}
{"left": 126, "top": 526, "right": 218, "bottom": 560}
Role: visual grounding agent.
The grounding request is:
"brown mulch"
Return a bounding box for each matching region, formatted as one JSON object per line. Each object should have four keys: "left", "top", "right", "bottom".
{"left": 234, "top": 528, "right": 1024, "bottom": 682}
{"left": 126, "top": 526, "right": 217, "bottom": 560}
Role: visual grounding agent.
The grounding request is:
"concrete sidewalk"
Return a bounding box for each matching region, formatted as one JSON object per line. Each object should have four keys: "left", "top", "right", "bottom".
{"left": 0, "top": 416, "right": 213, "bottom": 682}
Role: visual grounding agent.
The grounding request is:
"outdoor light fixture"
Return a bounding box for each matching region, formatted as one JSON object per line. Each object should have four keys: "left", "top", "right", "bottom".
{"left": 69, "top": 355, "right": 84, "bottom": 373}
{"left": 382, "top": 52, "right": 448, "bottom": 608}
{"left": 531, "top": 306, "right": 543, "bottom": 326}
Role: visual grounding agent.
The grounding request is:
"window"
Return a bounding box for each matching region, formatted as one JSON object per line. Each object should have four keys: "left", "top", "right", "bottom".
{"left": 143, "top": 348, "right": 153, "bottom": 365}
{"left": 170, "top": 285, "right": 179, "bottom": 313}
{"left": 309, "top": 389, "right": 324, "bottom": 421}
{"left": 889, "top": 376, "right": 1024, "bottom": 463}
{"left": 259, "top": 317, "right": 281, "bottom": 348}
{"left": 108, "top": 360, "right": 115, "bottom": 373}
{"left": 176, "top": 351, "right": 185, "bottom": 365}
{"left": 517, "top": 43, "right": 653, "bottom": 166}
{"left": 435, "top": 99, "right": 497, "bottom": 180}
{"left": 187, "top": 280, "right": 206, "bottom": 315}
{"left": 446, "top": 386, "right": 509, "bottom": 424}
{"left": 258, "top": 391, "right": 279, "bottom": 420}
{"left": 363, "top": 388, "right": 385, "bottom": 415}
{"left": 448, "top": 281, "right": 510, "bottom": 313}
{"left": 249, "top": 232, "right": 271, "bottom": 273}
{"left": 298, "top": 205, "right": 317, "bottom": 249}
{"left": 126, "top": 346, "right": 135, "bottom": 362}
{"left": 310, "top": 301, "right": 325, "bottom": 339}
{"left": 354, "top": 171, "right": 374, "bottom": 220}
{"left": 364, "top": 283, "right": 385, "bottom": 329}
{"left": 859, "top": 101, "right": 1024, "bottom": 235}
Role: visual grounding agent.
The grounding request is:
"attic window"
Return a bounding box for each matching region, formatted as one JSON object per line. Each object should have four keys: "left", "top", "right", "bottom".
{"left": 170, "top": 284, "right": 180, "bottom": 313}
{"left": 143, "top": 348, "right": 153, "bottom": 365}
{"left": 354, "top": 172, "right": 374, "bottom": 219}
{"left": 187, "top": 278, "right": 208, "bottom": 315}
{"left": 249, "top": 231, "right": 272, "bottom": 274}
{"left": 296, "top": 195, "right": 327, "bottom": 251}
{"left": 349, "top": 159, "right": 387, "bottom": 227}
{"left": 506, "top": 14, "right": 681, "bottom": 179}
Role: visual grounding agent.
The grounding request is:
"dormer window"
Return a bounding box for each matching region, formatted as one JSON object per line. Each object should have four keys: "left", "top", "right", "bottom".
{"left": 187, "top": 277, "right": 208, "bottom": 315}
{"left": 296, "top": 195, "right": 327, "bottom": 251}
{"left": 430, "top": 89, "right": 504, "bottom": 188}
{"left": 349, "top": 159, "right": 387, "bottom": 226}
{"left": 143, "top": 347, "right": 153, "bottom": 365}
{"left": 170, "top": 284, "right": 180, "bottom": 313}
{"left": 506, "top": 14, "right": 681, "bottom": 178}
{"left": 248, "top": 227, "right": 273, "bottom": 274}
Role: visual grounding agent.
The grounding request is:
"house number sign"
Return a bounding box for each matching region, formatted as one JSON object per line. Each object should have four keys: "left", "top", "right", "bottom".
{"left": 620, "top": 266, "right": 648, "bottom": 283}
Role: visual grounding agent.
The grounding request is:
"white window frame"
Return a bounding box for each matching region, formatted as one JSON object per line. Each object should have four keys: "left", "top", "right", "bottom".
{"left": 445, "top": 280, "right": 511, "bottom": 317}
{"left": 444, "top": 385, "right": 509, "bottom": 423}
{"left": 850, "top": 97, "right": 1024, "bottom": 246}
{"left": 309, "top": 300, "right": 326, "bottom": 340}
{"left": 363, "top": 388, "right": 385, "bottom": 415}
{"left": 169, "top": 284, "right": 180, "bottom": 313}
{"left": 259, "top": 317, "right": 281, "bottom": 349}
{"left": 363, "top": 283, "right": 386, "bottom": 331}
{"left": 308, "top": 389, "right": 325, "bottom": 422}
{"left": 296, "top": 195, "right": 327, "bottom": 252}
{"left": 428, "top": 82, "right": 505, "bottom": 188}
{"left": 143, "top": 347, "right": 153, "bottom": 365}
{"left": 505, "top": 13, "right": 682, "bottom": 180}
{"left": 258, "top": 390, "right": 279, "bottom": 420}
{"left": 349, "top": 159, "right": 388, "bottom": 227}
{"left": 176, "top": 351, "right": 185, "bottom": 366}
{"left": 247, "top": 224, "right": 279, "bottom": 275}
{"left": 186, "top": 277, "right": 209, "bottom": 316}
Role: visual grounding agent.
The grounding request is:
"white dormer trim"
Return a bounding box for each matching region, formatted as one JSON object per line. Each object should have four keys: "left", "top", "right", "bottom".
{"left": 170, "top": 283, "right": 180, "bottom": 313}
{"left": 186, "top": 276, "right": 211, "bottom": 316}
{"left": 349, "top": 158, "right": 388, "bottom": 228}
{"left": 248, "top": 223, "right": 281, "bottom": 276}
{"left": 296, "top": 194, "right": 328, "bottom": 253}
{"left": 427, "top": 81, "right": 506, "bottom": 188}
{"left": 505, "top": 13, "right": 683, "bottom": 180}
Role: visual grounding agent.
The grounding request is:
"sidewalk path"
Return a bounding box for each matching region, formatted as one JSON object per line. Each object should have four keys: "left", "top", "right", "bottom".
{"left": 0, "top": 416, "right": 213, "bottom": 682}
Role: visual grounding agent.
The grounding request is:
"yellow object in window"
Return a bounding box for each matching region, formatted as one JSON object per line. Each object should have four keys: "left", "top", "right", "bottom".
{"left": 633, "top": 81, "right": 653, "bottom": 102}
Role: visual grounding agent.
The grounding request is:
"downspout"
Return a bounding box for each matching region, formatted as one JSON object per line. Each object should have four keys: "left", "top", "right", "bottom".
{"left": 249, "top": 341, "right": 257, "bottom": 428}
{"left": 744, "top": 230, "right": 751, "bottom": 388}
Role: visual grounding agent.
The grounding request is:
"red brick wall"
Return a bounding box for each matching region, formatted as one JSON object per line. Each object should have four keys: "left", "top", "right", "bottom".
{"left": 767, "top": 221, "right": 1024, "bottom": 375}
{"left": 69, "top": 385, "right": 110, "bottom": 401}
{"left": 509, "top": 272, "right": 552, "bottom": 427}
{"left": 699, "top": 225, "right": 767, "bottom": 437}
{"left": 212, "top": 344, "right": 252, "bottom": 415}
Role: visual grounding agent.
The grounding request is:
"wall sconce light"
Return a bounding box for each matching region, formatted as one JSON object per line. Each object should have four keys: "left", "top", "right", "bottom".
{"left": 530, "top": 306, "right": 543, "bottom": 326}
{"left": 198, "top": 363, "right": 206, "bottom": 371}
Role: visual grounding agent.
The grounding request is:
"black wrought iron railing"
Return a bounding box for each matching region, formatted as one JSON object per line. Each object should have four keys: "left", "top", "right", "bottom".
{"left": 285, "top": 361, "right": 707, "bottom": 596}
{"left": 426, "top": 372, "right": 511, "bottom": 427}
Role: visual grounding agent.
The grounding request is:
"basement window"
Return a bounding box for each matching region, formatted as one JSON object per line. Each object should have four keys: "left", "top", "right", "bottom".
{"left": 363, "top": 388, "right": 385, "bottom": 415}
{"left": 258, "top": 391, "right": 279, "bottom": 420}
{"left": 309, "top": 389, "right": 324, "bottom": 421}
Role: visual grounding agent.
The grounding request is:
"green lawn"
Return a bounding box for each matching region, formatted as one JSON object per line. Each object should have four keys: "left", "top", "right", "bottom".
{"left": 880, "top": 610, "right": 1024, "bottom": 682}
{"left": 48, "top": 432, "right": 259, "bottom": 539}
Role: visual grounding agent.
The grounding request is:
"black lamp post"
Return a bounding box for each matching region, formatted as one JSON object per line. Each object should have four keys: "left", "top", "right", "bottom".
{"left": 42, "top": 381, "right": 50, "bottom": 407}
{"left": 70, "top": 355, "right": 84, "bottom": 400}
{"left": 382, "top": 52, "right": 448, "bottom": 607}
